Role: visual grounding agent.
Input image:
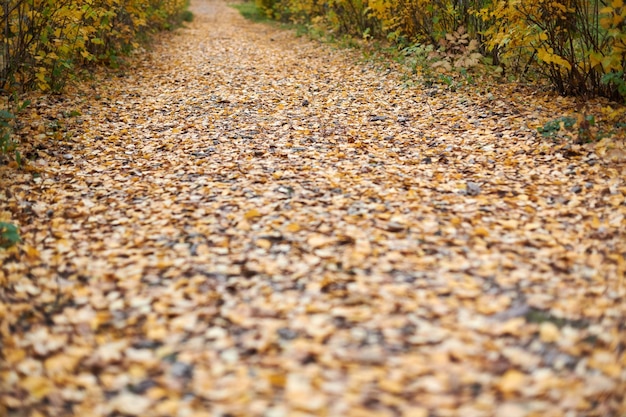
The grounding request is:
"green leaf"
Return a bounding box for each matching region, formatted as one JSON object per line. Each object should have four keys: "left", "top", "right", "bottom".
{"left": 0, "top": 110, "right": 15, "bottom": 120}
{"left": 0, "top": 222, "right": 20, "bottom": 249}
{"left": 15, "top": 150, "right": 23, "bottom": 167}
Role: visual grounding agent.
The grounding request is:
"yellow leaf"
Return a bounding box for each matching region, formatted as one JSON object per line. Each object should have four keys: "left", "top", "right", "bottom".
{"left": 20, "top": 376, "right": 53, "bottom": 400}
{"left": 111, "top": 392, "right": 153, "bottom": 416}
{"left": 498, "top": 318, "right": 526, "bottom": 335}
{"left": 379, "top": 378, "right": 404, "bottom": 394}
{"left": 539, "top": 322, "right": 560, "bottom": 343}
{"left": 307, "top": 233, "right": 333, "bottom": 248}
{"left": 23, "top": 244, "right": 40, "bottom": 261}
{"left": 499, "top": 219, "right": 518, "bottom": 230}
{"left": 600, "top": 16, "right": 613, "bottom": 29}
{"left": 473, "top": 226, "right": 490, "bottom": 237}
{"left": 147, "top": 325, "right": 168, "bottom": 341}
{"left": 403, "top": 407, "right": 429, "bottom": 417}
{"left": 267, "top": 372, "right": 286, "bottom": 387}
{"left": 36, "top": 71, "right": 47, "bottom": 82}
{"left": 256, "top": 238, "right": 272, "bottom": 249}
{"left": 44, "top": 354, "right": 80, "bottom": 376}
{"left": 589, "top": 349, "right": 621, "bottom": 377}
{"left": 154, "top": 399, "right": 180, "bottom": 416}
{"left": 497, "top": 370, "right": 526, "bottom": 394}
{"left": 244, "top": 209, "right": 261, "bottom": 220}
{"left": 236, "top": 219, "right": 251, "bottom": 231}
{"left": 589, "top": 52, "right": 603, "bottom": 69}
{"left": 552, "top": 54, "right": 572, "bottom": 70}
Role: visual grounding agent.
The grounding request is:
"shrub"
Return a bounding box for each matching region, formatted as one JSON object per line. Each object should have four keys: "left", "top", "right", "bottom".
{"left": 257, "top": 0, "right": 626, "bottom": 101}
{"left": 477, "top": 0, "right": 626, "bottom": 100}
{"left": 0, "top": 0, "right": 190, "bottom": 93}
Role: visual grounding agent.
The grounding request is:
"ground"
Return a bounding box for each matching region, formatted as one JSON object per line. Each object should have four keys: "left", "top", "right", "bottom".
{"left": 0, "top": 0, "right": 625, "bottom": 416}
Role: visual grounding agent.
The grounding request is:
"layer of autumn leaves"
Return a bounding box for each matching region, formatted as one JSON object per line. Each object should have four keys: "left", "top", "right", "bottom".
{"left": 1, "top": 0, "right": 625, "bottom": 416}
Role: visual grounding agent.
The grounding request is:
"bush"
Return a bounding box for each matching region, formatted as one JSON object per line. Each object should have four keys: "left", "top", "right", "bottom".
{"left": 0, "top": 0, "right": 190, "bottom": 93}
{"left": 479, "top": 0, "right": 626, "bottom": 100}
{"left": 256, "top": 0, "right": 626, "bottom": 101}
{"left": 0, "top": 0, "right": 190, "bottom": 164}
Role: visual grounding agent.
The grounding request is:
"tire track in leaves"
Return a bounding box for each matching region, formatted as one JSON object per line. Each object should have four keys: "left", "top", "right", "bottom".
{"left": 1, "top": 0, "right": 625, "bottom": 416}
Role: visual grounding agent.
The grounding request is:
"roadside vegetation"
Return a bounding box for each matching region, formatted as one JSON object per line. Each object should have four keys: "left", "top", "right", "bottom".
{"left": 252, "top": 0, "right": 626, "bottom": 103}
{"left": 234, "top": 0, "right": 626, "bottom": 169}
{"left": 1, "top": 0, "right": 192, "bottom": 243}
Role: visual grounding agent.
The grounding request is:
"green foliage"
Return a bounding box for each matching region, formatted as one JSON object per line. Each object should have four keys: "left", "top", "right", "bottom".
{"left": 232, "top": 2, "right": 273, "bottom": 23}
{"left": 601, "top": 71, "right": 626, "bottom": 102}
{"left": 0, "top": 222, "right": 20, "bottom": 249}
{"left": 0, "top": 97, "right": 29, "bottom": 166}
{"left": 0, "top": 109, "right": 16, "bottom": 152}
{"left": 538, "top": 116, "right": 578, "bottom": 137}
{"left": 524, "top": 308, "right": 588, "bottom": 329}
{"left": 537, "top": 114, "right": 596, "bottom": 142}
{"left": 181, "top": 10, "right": 194, "bottom": 23}
{"left": 402, "top": 43, "right": 436, "bottom": 75}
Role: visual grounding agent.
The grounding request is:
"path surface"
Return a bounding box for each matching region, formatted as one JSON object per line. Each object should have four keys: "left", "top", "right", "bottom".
{"left": 1, "top": 0, "right": 625, "bottom": 416}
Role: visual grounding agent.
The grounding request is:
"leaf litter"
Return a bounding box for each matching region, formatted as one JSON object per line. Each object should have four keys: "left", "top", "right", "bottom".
{"left": 1, "top": 0, "right": 625, "bottom": 416}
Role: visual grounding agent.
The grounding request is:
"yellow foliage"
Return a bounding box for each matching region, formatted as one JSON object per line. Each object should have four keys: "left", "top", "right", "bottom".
{"left": 478, "top": 0, "right": 625, "bottom": 98}
{"left": 537, "top": 48, "right": 572, "bottom": 70}
{"left": 256, "top": 0, "right": 625, "bottom": 99}
{"left": 1, "top": 0, "right": 189, "bottom": 93}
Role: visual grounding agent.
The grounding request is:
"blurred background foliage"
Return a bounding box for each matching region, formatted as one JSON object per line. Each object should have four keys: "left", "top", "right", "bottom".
{"left": 255, "top": 0, "right": 626, "bottom": 101}
{"left": 1, "top": 0, "right": 191, "bottom": 94}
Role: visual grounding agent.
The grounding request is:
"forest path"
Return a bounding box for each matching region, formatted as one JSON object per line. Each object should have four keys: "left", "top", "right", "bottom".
{"left": 1, "top": 0, "right": 625, "bottom": 415}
